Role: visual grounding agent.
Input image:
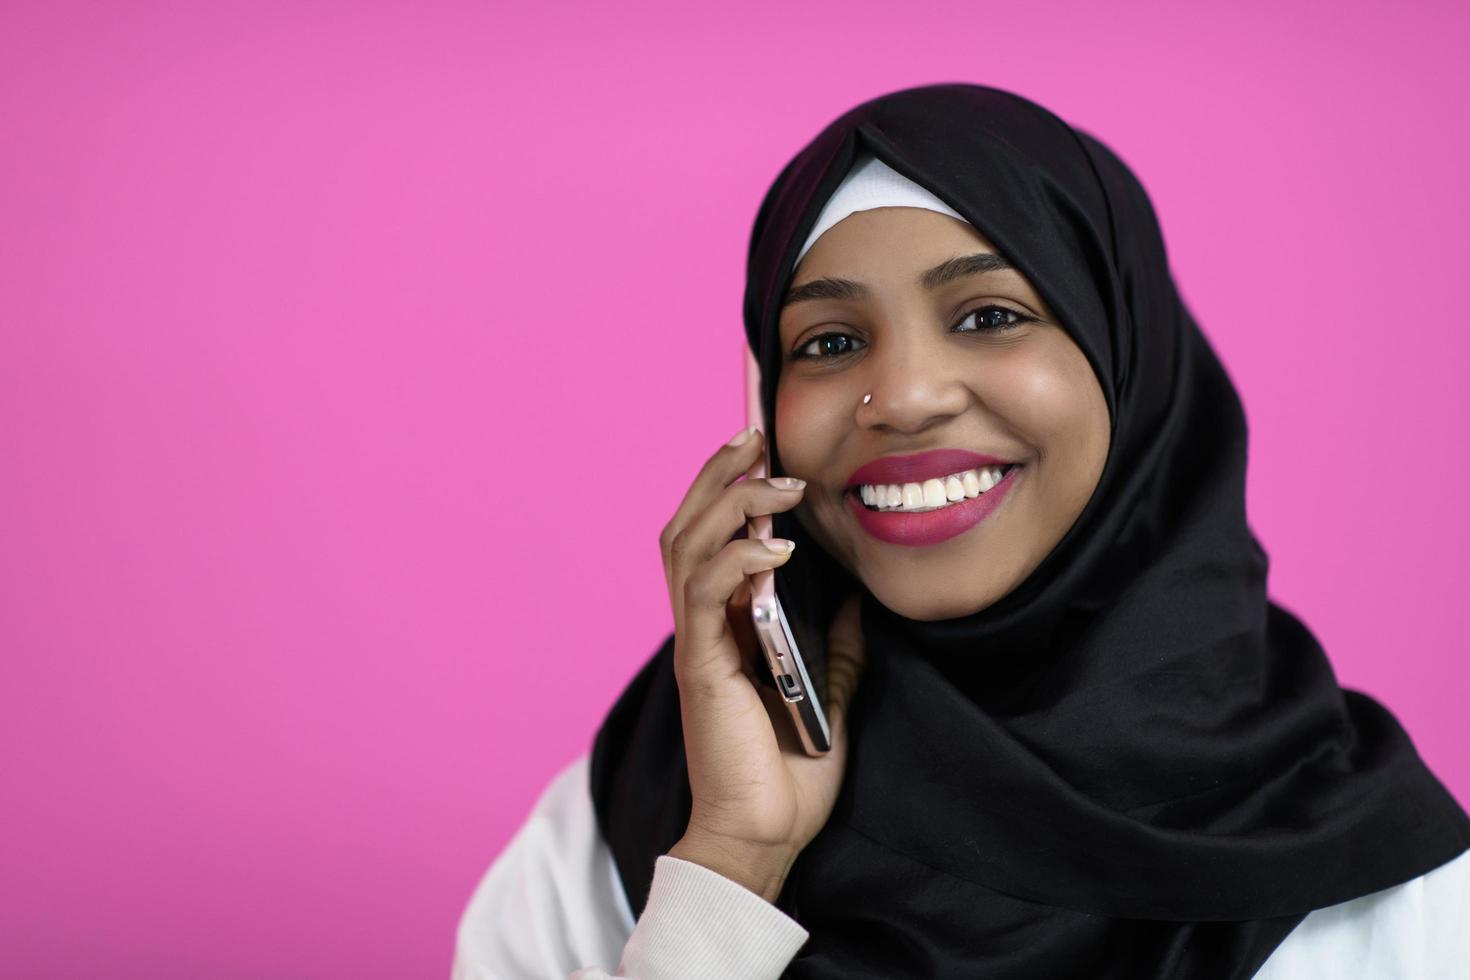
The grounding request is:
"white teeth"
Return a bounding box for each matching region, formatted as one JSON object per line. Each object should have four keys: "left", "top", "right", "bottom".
{"left": 857, "top": 465, "right": 1014, "bottom": 513}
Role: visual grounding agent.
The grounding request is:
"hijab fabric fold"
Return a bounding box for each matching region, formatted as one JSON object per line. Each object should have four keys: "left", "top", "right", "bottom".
{"left": 590, "top": 82, "right": 1470, "bottom": 979}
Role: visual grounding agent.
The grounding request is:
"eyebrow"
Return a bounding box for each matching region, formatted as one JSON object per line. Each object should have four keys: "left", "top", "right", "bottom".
{"left": 781, "top": 252, "right": 1014, "bottom": 308}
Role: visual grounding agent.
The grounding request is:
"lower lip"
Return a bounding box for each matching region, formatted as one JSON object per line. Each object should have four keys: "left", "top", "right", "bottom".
{"left": 845, "top": 465, "right": 1023, "bottom": 547}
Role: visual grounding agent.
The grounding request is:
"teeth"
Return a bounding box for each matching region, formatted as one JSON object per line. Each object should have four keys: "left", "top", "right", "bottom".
{"left": 857, "top": 465, "right": 1014, "bottom": 513}
{"left": 921, "top": 479, "right": 946, "bottom": 508}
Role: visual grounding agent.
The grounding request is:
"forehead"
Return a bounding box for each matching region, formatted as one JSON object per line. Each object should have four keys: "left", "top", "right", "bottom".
{"left": 775, "top": 207, "right": 1052, "bottom": 342}
{"left": 790, "top": 207, "right": 997, "bottom": 283}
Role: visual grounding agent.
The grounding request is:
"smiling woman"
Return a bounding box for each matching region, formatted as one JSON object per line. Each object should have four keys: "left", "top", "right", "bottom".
{"left": 453, "top": 83, "right": 1470, "bottom": 980}
{"left": 774, "top": 190, "right": 1111, "bottom": 617}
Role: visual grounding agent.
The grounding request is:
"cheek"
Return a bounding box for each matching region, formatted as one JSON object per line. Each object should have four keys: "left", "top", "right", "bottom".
{"left": 992, "top": 349, "right": 1103, "bottom": 453}
{"left": 999, "top": 350, "right": 1109, "bottom": 520}
{"left": 773, "top": 383, "right": 847, "bottom": 475}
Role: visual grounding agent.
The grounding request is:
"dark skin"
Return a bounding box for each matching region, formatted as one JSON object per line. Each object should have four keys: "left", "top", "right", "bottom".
{"left": 660, "top": 207, "right": 1110, "bottom": 902}
{"left": 777, "top": 207, "right": 1111, "bottom": 620}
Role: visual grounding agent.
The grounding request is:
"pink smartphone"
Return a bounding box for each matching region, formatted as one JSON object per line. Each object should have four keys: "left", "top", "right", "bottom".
{"left": 740, "top": 345, "right": 832, "bottom": 756}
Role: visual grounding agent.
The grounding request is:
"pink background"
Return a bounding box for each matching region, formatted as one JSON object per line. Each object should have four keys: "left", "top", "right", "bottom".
{"left": 2, "top": 1, "right": 1466, "bottom": 975}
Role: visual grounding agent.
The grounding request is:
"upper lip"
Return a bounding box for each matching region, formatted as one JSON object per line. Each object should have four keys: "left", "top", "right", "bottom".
{"left": 845, "top": 449, "right": 1018, "bottom": 491}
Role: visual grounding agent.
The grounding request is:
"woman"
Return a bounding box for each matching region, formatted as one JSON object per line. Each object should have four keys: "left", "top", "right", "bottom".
{"left": 454, "top": 83, "right": 1470, "bottom": 979}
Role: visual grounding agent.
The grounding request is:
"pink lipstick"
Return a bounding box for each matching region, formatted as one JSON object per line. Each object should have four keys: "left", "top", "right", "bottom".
{"left": 845, "top": 449, "right": 1023, "bottom": 547}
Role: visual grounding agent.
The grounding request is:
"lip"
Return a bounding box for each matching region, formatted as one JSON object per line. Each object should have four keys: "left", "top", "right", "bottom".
{"left": 845, "top": 448, "right": 1016, "bottom": 490}
{"left": 846, "top": 462, "right": 1023, "bottom": 547}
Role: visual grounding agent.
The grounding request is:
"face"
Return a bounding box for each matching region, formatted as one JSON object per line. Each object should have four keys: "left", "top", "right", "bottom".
{"left": 775, "top": 207, "right": 1111, "bottom": 621}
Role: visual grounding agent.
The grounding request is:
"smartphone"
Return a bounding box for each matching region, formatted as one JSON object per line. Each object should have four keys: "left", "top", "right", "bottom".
{"left": 736, "top": 344, "right": 832, "bottom": 756}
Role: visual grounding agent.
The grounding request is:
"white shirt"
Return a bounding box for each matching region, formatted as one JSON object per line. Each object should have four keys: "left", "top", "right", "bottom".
{"left": 452, "top": 753, "right": 1470, "bottom": 979}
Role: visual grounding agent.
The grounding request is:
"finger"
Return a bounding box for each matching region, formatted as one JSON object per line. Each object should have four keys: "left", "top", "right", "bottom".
{"left": 723, "top": 577, "right": 764, "bottom": 681}
{"left": 678, "top": 538, "right": 796, "bottom": 679}
{"left": 660, "top": 428, "right": 768, "bottom": 626}
{"left": 660, "top": 428, "right": 766, "bottom": 580}
{"left": 667, "top": 476, "right": 806, "bottom": 603}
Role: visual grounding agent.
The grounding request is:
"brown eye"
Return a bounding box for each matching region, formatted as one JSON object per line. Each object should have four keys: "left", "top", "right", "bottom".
{"left": 793, "top": 332, "right": 866, "bottom": 361}
{"left": 955, "top": 305, "right": 1034, "bottom": 333}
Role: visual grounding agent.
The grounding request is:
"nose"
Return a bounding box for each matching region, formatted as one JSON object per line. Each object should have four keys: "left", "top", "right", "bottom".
{"left": 855, "top": 335, "right": 971, "bottom": 434}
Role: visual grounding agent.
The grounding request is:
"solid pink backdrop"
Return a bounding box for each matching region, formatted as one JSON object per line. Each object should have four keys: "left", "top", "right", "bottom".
{"left": 1, "top": 1, "right": 1466, "bottom": 976}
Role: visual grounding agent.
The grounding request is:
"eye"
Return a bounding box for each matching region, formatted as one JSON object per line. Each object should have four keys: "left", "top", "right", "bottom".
{"left": 789, "top": 305, "right": 1035, "bottom": 362}
{"left": 791, "top": 332, "right": 867, "bottom": 361}
{"left": 954, "top": 304, "right": 1036, "bottom": 334}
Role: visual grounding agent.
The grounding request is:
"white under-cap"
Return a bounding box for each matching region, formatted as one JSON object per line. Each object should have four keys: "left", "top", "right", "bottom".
{"left": 792, "top": 151, "right": 969, "bottom": 268}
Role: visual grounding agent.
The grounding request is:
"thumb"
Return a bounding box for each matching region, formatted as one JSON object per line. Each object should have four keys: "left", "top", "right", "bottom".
{"left": 823, "top": 593, "right": 866, "bottom": 728}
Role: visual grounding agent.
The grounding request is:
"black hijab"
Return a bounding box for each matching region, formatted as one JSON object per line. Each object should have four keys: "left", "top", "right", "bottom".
{"left": 589, "top": 83, "right": 1470, "bottom": 978}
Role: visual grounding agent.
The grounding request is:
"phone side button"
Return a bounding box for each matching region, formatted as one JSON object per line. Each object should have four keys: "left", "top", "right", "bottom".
{"left": 777, "top": 674, "right": 804, "bottom": 701}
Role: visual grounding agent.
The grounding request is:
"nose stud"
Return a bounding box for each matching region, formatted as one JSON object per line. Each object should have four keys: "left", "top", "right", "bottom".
{"left": 862, "top": 393, "right": 872, "bottom": 405}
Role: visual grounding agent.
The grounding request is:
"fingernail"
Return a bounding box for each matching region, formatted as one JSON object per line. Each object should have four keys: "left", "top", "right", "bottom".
{"left": 770, "top": 477, "right": 805, "bottom": 490}
{"left": 727, "top": 425, "right": 758, "bottom": 446}
{"left": 762, "top": 539, "right": 795, "bottom": 554}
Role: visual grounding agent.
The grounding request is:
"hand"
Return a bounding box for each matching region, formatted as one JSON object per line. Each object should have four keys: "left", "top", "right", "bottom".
{"left": 658, "top": 427, "right": 867, "bottom": 903}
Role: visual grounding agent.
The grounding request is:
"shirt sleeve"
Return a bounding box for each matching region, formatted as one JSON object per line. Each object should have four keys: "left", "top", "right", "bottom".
{"left": 599, "top": 855, "right": 810, "bottom": 978}
{"left": 451, "top": 752, "right": 810, "bottom": 980}
{"left": 1252, "top": 844, "right": 1470, "bottom": 978}
{"left": 1422, "top": 845, "right": 1470, "bottom": 978}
